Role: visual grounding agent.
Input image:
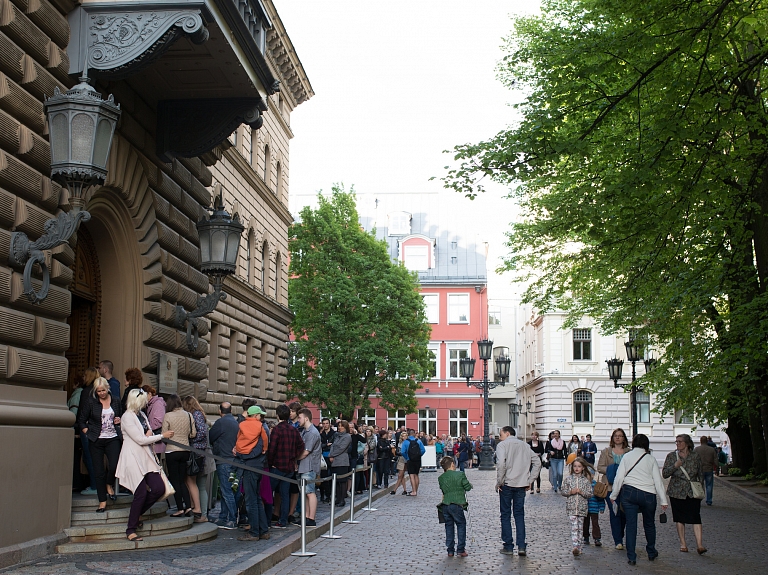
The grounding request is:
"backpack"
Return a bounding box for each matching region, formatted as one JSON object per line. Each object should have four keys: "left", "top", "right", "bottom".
{"left": 407, "top": 438, "right": 422, "bottom": 460}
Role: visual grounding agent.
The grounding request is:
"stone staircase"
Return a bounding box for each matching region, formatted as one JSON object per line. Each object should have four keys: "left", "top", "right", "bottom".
{"left": 56, "top": 493, "right": 217, "bottom": 553}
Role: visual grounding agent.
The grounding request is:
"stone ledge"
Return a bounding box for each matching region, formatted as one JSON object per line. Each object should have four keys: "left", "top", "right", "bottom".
{"left": 715, "top": 475, "right": 768, "bottom": 510}
{"left": 0, "top": 531, "right": 67, "bottom": 570}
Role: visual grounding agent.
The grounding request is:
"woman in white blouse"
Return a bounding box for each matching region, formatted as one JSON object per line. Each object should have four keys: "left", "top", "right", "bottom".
{"left": 610, "top": 434, "right": 668, "bottom": 566}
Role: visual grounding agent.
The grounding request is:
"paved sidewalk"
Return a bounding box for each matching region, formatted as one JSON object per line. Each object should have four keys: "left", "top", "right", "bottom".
{"left": 264, "top": 469, "right": 767, "bottom": 575}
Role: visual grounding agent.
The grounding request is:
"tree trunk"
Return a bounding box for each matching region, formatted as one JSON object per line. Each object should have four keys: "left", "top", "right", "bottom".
{"left": 747, "top": 405, "right": 767, "bottom": 474}
{"left": 726, "top": 416, "right": 753, "bottom": 472}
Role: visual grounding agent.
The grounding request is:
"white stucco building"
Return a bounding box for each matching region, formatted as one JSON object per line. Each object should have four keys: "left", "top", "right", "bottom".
{"left": 515, "top": 306, "right": 724, "bottom": 463}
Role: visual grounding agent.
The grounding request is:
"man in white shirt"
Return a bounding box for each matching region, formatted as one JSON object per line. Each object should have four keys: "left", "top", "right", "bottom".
{"left": 495, "top": 426, "right": 541, "bottom": 557}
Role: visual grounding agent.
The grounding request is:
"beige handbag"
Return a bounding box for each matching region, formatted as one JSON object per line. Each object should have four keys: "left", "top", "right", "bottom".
{"left": 678, "top": 454, "right": 705, "bottom": 499}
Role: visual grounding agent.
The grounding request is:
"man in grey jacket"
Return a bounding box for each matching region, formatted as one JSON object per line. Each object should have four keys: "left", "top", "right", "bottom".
{"left": 495, "top": 426, "right": 541, "bottom": 557}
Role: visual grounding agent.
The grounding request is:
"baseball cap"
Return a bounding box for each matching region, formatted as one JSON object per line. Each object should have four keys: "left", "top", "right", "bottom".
{"left": 247, "top": 405, "right": 266, "bottom": 416}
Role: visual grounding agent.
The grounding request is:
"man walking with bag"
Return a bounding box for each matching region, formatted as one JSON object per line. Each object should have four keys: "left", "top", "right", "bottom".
{"left": 496, "top": 426, "right": 541, "bottom": 557}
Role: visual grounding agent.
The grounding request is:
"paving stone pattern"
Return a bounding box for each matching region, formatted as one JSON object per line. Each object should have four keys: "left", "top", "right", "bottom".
{"left": 264, "top": 470, "right": 767, "bottom": 575}
{"left": 2, "top": 470, "right": 766, "bottom": 575}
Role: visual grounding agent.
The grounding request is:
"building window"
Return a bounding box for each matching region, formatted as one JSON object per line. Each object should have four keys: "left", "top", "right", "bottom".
{"left": 573, "top": 328, "right": 592, "bottom": 360}
{"left": 275, "top": 161, "right": 282, "bottom": 196}
{"left": 246, "top": 230, "right": 253, "bottom": 283}
{"left": 261, "top": 242, "right": 268, "bottom": 291}
{"left": 448, "top": 293, "right": 470, "bottom": 324}
{"left": 635, "top": 391, "right": 651, "bottom": 423}
{"left": 357, "top": 409, "right": 376, "bottom": 427}
{"left": 388, "top": 211, "right": 411, "bottom": 235}
{"left": 264, "top": 144, "right": 271, "bottom": 184}
{"left": 449, "top": 409, "right": 468, "bottom": 437}
{"left": 447, "top": 344, "right": 470, "bottom": 378}
{"left": 418, "top": 409, "right": 437, "bottom": 436}
{"left": 573, "top": 390, "right": 593, "bottom": 422}
{"left": 387, "top": 409, "right": 407, "bottom": 430}
{"left": 427, "top": 344, "right": 439, "bottom": 379}
{"left": 451, "top": 241, "right": 458, "bottom": 250}
{"left": 676, "top": 409, "right": 694, "bottom": 425}
{"left": 489, "top": 306, "right": 501, "bottom": 325}
{"left": 404, "top": 244, "right": 429, "bottom": 271}
{"left": 274, "top": 252, "right": 281, "bottom": 301}
{"left": 422, "top": 293, "right": 439, "bottom": 323}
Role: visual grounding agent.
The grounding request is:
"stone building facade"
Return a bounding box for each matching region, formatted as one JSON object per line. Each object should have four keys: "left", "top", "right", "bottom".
{"left": 0, "top": 0, "right": 312, "bottom": 549}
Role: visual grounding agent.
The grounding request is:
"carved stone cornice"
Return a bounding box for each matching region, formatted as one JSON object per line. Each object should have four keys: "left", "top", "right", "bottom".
{"left": 222, "top": 146, "right": 294, "bottom": 227}
{"left": 67, "top": 2, "right": 212, "bottom": 80}
{"left": 263, "top": 0, "right": 313, "bottom": 107}
{"left": 223, "top": 273, "right": 293, "bottom": 326}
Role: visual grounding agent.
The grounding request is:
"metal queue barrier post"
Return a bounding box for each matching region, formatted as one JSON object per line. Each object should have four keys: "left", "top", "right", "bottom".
{"left": 343, "top": 468, "right": 359, "bottom": 524}
{"left": 362, "top": 466, "right": 377, "bottom": 512}
{"left": 291, "top": 477, "right": 316, "bottom": 557}
{"left": 321, "top": 473, "right": 341, "bottom": 539}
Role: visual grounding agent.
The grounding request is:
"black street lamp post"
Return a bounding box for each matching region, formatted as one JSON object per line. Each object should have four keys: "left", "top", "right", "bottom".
{"left": 460, "top": 339, "right": 511, "bottom": 470}
{"left": 606, "top": 341, "right": 657, "bottom": 437}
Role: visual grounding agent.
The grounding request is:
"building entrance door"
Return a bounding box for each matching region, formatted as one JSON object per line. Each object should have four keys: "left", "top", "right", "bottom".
{"left": 65, "top": 227, "right": 101, "bottom": 399}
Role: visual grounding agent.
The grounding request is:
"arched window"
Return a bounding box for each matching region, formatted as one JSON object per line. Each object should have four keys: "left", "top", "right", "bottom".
{"left": 274, "top": 252, "right": 281, "bottom": 301}
{"left": 275, "top": 161, "right": 282, "bottom": 196}
{"left": 573, "top": 390, "right": 593, "bottom": 422}
{"left": 263, "top": 144, "right": 271, "bottom": 184}
{"left": 261, "top": 241, "right": 268, "bottom": 292}
{"left": 246, "top": 229, "right": 253, "bottom": 283}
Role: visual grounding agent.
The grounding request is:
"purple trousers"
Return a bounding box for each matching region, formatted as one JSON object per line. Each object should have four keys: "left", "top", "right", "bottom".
{"left": 127, "top": 472, "right": 165, "bottom": 535}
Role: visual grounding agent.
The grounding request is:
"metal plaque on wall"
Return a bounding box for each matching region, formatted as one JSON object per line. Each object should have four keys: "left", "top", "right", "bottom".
{"left": 158, "top": 354, "right": 178, "bottom": 395}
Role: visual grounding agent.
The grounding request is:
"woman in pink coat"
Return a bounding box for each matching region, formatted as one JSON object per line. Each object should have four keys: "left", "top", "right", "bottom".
{"left": 143, "top": 385, "right": 167, "bottom": 455}
{"left": 116, "top": 388, "right": 174, "bottom": 542}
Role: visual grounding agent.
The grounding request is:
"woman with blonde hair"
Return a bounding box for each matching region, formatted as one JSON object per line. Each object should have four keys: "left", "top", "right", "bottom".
{"left": 116, "top": 388, "right": 174, "bottom": 541}
{"left": 390, "top": 431, "right": 411, "bottom": 495}
{"left": 77, "top": 376, "right": 122, "bottom": 511}
{"left": 183, "top": 395, "right": 210, "bottom": 523}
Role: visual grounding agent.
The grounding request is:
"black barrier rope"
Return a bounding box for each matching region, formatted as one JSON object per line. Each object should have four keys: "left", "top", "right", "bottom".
{"left": 163, "top": 438, "right": 367, "bottom": 483}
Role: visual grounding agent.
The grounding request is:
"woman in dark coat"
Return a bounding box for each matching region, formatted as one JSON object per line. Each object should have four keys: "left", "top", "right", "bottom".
{"left": 78, "top": 376, "right": 122, "bottom": 511}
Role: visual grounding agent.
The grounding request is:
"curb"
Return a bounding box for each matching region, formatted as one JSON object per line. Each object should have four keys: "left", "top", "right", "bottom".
{"left": 0, "top": 533, "right": 68, "bottom": 570}
{"left": 222, "top": 487, "right": 390, "bottom": 575}
{"left": 714, "top": 475, "right": 768, "bottom": 510}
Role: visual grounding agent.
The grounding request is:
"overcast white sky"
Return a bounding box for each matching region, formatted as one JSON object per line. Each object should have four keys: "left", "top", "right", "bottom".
{"left": 278, "top": 1, "right": 539, "bottom": 296}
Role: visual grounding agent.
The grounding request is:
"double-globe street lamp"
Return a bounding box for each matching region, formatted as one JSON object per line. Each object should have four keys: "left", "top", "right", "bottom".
{"left": 459, "top": 339, "right": 511, "bottom": 470}
{"left": 9, "top": 75, "right": 243, "bottom": 352}
{"left": 518, "top": 398, "right": 533, "bottom": 438}
{"left": 606, "top": 340, "right": 657, "bottom": 438}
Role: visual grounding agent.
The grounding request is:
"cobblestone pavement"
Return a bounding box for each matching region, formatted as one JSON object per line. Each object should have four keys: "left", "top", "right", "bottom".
{"left": 2, "top": 470, "right": 765, "bottom": 575}
{"left": 264, "top": 469, "right": 767, "bottom": 575}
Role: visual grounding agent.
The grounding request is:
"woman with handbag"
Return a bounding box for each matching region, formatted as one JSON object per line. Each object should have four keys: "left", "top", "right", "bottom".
{"left": 328, "top": 420, "right": 352, "bottom": 506}
{"left": 143, "top": 385, "right": 166, "bottom": 455}
{"left": 609, "top": 434, "right": 668, "bottom": 565}
{"left": 162, "top": 394, "right": 196, "bottom": 517}
{"left": 597, "top": 428, "right": 629, "bottom": 549}
{"left": 663, "top": 433, "right": 706, "bottom": 554}
{"left": 183, "top": 396, "right": 210, "bottom": 523}
{"left": 527, "top": 432, "right": 546, "bottom": 493}
{"left": 116, "top": 388, "right": 175, "bottom": 542}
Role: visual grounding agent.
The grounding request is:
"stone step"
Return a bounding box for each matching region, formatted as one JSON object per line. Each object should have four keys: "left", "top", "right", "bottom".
{"left": 71, "top": 493, "right": 134, "bottom": 510}
{"left": 64, "top": 516, "right": 193, "bottom": 541}
{"left": 56, "top": 521, "right": 218, "bottom": 554}
{"left": 71, "top": 501, "right": 168, "bottom": 525}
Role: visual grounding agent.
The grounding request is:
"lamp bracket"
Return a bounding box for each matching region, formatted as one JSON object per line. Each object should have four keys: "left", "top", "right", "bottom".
{"left": 9, "top": 210, "right": 91, "bottom": 304}
{"left": 68, "top": 5, "right": 210, "bottom": 80}
{"left": 175, "top": 278, "right": 226, "bottom": 352}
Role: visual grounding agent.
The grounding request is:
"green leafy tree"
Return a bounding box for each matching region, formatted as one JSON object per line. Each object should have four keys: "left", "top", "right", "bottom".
{"left": 443, "top": 0, "right": 768, "bottom": 470}
{"left": 288, "top": 186, "right": 433, "bottom": 420}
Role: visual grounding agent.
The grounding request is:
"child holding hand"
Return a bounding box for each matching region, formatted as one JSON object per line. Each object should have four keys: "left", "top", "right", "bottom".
{"left": 561, "top": 456, "right": 594, "bottom": 556}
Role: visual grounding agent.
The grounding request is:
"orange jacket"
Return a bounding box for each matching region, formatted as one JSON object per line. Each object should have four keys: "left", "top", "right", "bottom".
{"left": 235, "top": 417, "right": 269, "bottom": 457}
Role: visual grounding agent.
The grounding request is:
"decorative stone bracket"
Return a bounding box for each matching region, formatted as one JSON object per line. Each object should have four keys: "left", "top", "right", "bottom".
{"left": 157, "top": 97, "right": 266, "bottom": 162}
{"left": 67, "top": 2, "right": 210, "bottom": 80}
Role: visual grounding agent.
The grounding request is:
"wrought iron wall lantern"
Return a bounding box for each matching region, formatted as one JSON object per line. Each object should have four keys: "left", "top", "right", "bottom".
{"left": 9, "top": 75, "right": 120, "bottom": 303}
{"left": 176, "top": 187, "right": 244, "bottom": 352}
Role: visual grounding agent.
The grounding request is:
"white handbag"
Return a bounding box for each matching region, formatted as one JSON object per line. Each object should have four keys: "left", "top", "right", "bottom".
{"left": 678, "top": 454, "right": 705, "bottom": 499}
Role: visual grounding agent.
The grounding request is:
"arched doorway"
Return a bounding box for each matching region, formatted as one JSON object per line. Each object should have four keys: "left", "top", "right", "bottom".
{"left": 65, "top": 227, "right": 101, "bottom": 398}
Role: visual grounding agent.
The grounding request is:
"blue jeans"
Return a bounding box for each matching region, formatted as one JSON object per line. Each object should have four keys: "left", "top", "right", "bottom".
{"left": 269, "top": 468, "right": 293, "bottom": 524}
{"left": 242, "top": 469, "right": 269, "bottom": 536}
{"left": 80, "top": 431, "right": 97, "bottom": 489}
{"left": 216, "top": 463, "right": 241, "bottom": 523}
{"left": 458, "top": 456, "right": 467, "bottom": 472}
{"left": 620, "top": 485, "right": 657, "bottom": 562}
{"left": 608, "top": 489, "right": 627, "bottom": 545}
{"left": 550, "top": 458, "right": 564, "bottom": 491}
{"left": 443, "top": 504, "right": 466, "bottom": 553}
{"left": 499, "top": 485, "right": 526, "bottom": 550}
{"left": 703, "top": 471, "right": 713, "bottom": 504}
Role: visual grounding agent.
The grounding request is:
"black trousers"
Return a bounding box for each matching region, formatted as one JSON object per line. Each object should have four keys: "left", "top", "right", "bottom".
{"left": 165, "top": 451, "right": 191, "bottom": 512}
{"left": 88, "top": 437, "right": 121, "bottom": 503}
{"left": 330, "top": 465, "right": 349, "bottom": 504}
{"left": 376, "top": 459, "right": 390, "bottom": 487}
